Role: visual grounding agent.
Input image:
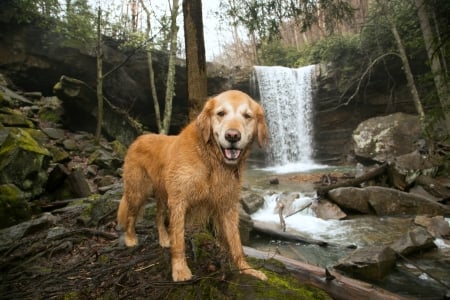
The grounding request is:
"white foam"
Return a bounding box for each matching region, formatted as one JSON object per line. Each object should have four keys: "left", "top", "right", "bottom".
{"left": 260, "top": 162, "right": 329, "bottom": 174}
{"left": 251, "top": 193, "right": 352, "bottom": 245}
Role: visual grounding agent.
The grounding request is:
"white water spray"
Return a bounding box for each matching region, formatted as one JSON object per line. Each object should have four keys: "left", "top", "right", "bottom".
{"left": 254, "top": 65, "right": 324, "bottom": 173}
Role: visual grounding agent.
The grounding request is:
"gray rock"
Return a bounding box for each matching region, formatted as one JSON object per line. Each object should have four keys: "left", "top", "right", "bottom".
{"left": 328, "top": 186, "right": 450, "bottom": 216}
{"left": 310, "top": 199, "right": 347, "bottom": 220}
{"left": 366, "top": 186, "right": 450, "bottom": 216}
{"left": 241, "top": 192, "right": 265, "bottom": 214}
{"left": 414, "top": 215, "right": 450, "bottom": 238}
{"left": 334, "top": 246, "right": 397, "bottom": 280}
{"left": 328, "top": 187, "right": 372, "bottom": 214}
{"left": 352, "top": 113, "right": 421, "bottom": 163}
{"left": 390, "top": 226, "right": 436, "bottom": 255}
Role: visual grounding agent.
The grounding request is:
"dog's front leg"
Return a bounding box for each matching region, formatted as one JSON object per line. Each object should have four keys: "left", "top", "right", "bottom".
{"left": 168, "top": 199, "right": 192, "bottom": 281}
{"left": 219, "top": 208, "right": 267, "bottom": 281}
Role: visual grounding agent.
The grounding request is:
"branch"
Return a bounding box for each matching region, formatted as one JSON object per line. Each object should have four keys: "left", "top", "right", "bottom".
{"left": 320, "top": 52, "right": 400, "bottom": 113}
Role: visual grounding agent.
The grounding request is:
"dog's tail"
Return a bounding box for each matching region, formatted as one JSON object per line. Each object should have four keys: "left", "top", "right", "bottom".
{"left": 117, "top": 196, "right": 129, "bottom": 228}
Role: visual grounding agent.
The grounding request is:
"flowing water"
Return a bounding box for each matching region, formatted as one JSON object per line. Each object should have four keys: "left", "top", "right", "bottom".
{"left": 253, "top": 65, "right": 326, "bottom": 173}
{"left": 249, "top": 65, "right": 450, "bottom": 298}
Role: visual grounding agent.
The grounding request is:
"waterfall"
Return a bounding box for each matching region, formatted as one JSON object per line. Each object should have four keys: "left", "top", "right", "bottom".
{"left": 254, "top": 65, "right": 324, "bottom": 172}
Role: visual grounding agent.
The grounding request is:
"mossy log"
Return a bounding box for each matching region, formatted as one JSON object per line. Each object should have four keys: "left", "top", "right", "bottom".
{"left": 244, "top": 246, "right": 414, "bottom": 300}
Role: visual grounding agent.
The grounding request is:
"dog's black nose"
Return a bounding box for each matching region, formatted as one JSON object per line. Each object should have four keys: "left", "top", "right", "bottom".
{"left": 225, "top": 129, "right": 241, "bottom": 143}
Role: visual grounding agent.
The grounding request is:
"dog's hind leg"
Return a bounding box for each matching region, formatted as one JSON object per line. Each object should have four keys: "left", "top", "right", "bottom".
{"left": 155, "top": 195, "right": 170, "bottom": 248}
{"left": 117, "top": 165, "right": 150, "bottom": 247}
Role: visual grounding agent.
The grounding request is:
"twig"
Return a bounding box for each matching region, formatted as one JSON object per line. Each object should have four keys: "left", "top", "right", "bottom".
{"left": 285, "top": 202, "right": 312, "bottom": 218}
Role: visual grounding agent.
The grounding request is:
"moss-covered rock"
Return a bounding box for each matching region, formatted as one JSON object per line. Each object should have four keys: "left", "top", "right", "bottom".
{"left": 0, "top": 127, "right": 51, "bottom": 198}
{"left": 0, "top": 183, "right": 32, "bottom": 228}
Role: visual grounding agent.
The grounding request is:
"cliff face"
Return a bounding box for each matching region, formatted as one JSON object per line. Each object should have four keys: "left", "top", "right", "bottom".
{"left": 312, "top": 64, "right": 417, "bottom": 164}
{"left": 0, "top": 20, "right": 231, "bottom": 133}
{"left": 0, "top": 20, "right": 417, "bottom": 164}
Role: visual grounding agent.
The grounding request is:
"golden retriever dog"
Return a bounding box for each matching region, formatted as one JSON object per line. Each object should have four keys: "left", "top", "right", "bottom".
{"left": 117, "top": 90, "right": 268, "bottom": 281}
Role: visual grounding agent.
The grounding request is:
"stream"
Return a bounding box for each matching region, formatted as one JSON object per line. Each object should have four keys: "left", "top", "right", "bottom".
{"left": 243, "top": 163, "right": 450, "bottom": 299}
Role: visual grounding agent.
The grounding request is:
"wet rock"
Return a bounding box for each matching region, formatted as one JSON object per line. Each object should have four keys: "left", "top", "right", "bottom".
{"left": 390, "top": 226, "right": 436, "bottom": 255}
{"left": 269, "top": 177, "right": 279, "bottom": 185}
{"left": 276, "top": 193, "right": 301, "bottom": 216}
{"left": 334, "top": 246, "right": 397, "bottom": 281}
{"left": 311, "top": 199, "right": 347, "bottom": 220}
{"left": 414, "top": 215, "right": 450, "bottom": 238}
{"left": 241, "top": 192, "right": 265, "bottom": 214}
{"left": 366, "top": 186, "right": 450, "bottom": 216}
{"left": 329, "top": 186, "right": 450, "bottom": 216}
{"left": 352, "top": 113, "right": 421, "bottom": 163}
{"left": 327, "top": 187, "right": 372, "bottom": 214}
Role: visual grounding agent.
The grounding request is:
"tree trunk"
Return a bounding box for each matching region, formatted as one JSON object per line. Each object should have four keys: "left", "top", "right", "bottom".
{"left": 414, "top": 0, "right": 450, "bottom": 134}
{"left": 95, "top": 6, "right": 103, "bottom": 143}
{"left": 161, "top": 0, "right": 179, "bottom": 134}
{"left": 390, "top": 23, "right": 425, "bottom": 121}
{"left": 183, "top": 0, "right": 208, "bottom": 121}
{"left": 139, "top": 0, "right": 162, "bottom": 132}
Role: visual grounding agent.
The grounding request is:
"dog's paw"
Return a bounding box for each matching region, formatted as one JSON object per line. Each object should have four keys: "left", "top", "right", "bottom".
{"left": 124, "top": 234, "right": 138, "bottom": 247}
{"left": 159, "top": 235, "right": 170, "bottom": 248}
{"left": 241, "top": 268, "right": 267, "bottom": 281}
{"left": 172, "top": 265, "right": 193, "bottom": 281}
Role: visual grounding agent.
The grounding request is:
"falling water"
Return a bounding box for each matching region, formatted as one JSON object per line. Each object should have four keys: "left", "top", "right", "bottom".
{"left": 254, "top": 65, "right": 323, "bottom": 172}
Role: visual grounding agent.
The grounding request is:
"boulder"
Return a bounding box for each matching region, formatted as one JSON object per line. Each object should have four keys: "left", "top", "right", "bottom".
{"left": 328, "top": 186, "right": 450, "bottom": 216}
{"left": 327, "top": 187, "right": 372, "bottom": 214}
{"left": 388, "top": 150, "right": 439, "bottom": 190}
{"left": 390, "top": 227, "right": 436, "bottom": 255}
{"left": 352, "top": 113, "right": 421, "bottom": 163}
{"left": 0, "top": 127, "right": 51, "bottom": 198}
{"left": 310, "top": 199, "right": 347, "bottom": 220}
{"left": 414, "top": 215, "right": 450, "bottom": 238}
{"left": 334, "top": 246, "right": 397, "bottom": 281}
{"left": 366, "top": 186, "right": 450, "bottom": 216}
{"left": 0, "top": 184, "right": 32, "bottom": 228}
{"left": 240, "top": 191, "right": 265, "bottom": 214}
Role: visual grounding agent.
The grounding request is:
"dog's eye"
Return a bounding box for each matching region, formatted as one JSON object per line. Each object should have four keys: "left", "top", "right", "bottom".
{"left": 243, "top": 113, "right": 252, "bottom": 119}
{"left": 217, "top": 111, "right": 226, "bottom": 117}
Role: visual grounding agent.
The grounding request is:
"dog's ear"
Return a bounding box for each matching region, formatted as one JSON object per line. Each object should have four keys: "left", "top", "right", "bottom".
{"left": 196, "top": 98, "right": 215, "bottom": 142}
{"left": 255, "top": 104, "right": 269, "bottom": 148}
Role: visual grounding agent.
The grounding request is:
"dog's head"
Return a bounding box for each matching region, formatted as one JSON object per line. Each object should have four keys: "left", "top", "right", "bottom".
{"left": 196, "top": 90, "right": 268, "bottom": 165}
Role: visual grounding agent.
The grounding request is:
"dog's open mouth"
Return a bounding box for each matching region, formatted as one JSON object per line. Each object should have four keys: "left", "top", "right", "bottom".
{"left": 222, "top": 148, "right": 241, "bottom": 160}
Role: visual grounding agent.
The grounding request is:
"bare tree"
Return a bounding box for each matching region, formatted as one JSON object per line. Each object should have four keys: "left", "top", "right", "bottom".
{"left": 139, "top": 0, "right": 179, "bottom": 134}
{"left": 415, "top": 0, "right": 450, "bottom": 134}
{"left": 95, "top": 5, "right": 104, "bottom": 143}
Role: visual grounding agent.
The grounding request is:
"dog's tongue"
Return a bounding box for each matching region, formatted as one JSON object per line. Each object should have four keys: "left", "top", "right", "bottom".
{"left": 224, "top": 148, "right": 241, "bottom": 160}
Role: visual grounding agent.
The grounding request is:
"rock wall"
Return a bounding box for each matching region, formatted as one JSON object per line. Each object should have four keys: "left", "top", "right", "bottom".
{"left": 0, "top": 19, "right": 419, "bottom": 163}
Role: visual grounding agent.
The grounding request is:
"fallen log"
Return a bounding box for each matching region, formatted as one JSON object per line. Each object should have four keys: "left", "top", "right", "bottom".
{"left": 252, "top": 220, "right": 355, "bottom": 248}
{"left": 243, "top": 246, "right": 416, "bottom": 300}
{"left": 317, "top": 163, "right": 387, "bottom": 197}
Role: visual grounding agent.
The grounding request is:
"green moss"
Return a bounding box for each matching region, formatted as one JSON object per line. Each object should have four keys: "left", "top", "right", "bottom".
{"left": 0, "top": 127, "right": 50, "bottom": 156}
{"left": 63, "top": 291, "right": 79, "bottom": 300}
{"left": 0, "top": 184, "right": 32, "bottom": 228}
